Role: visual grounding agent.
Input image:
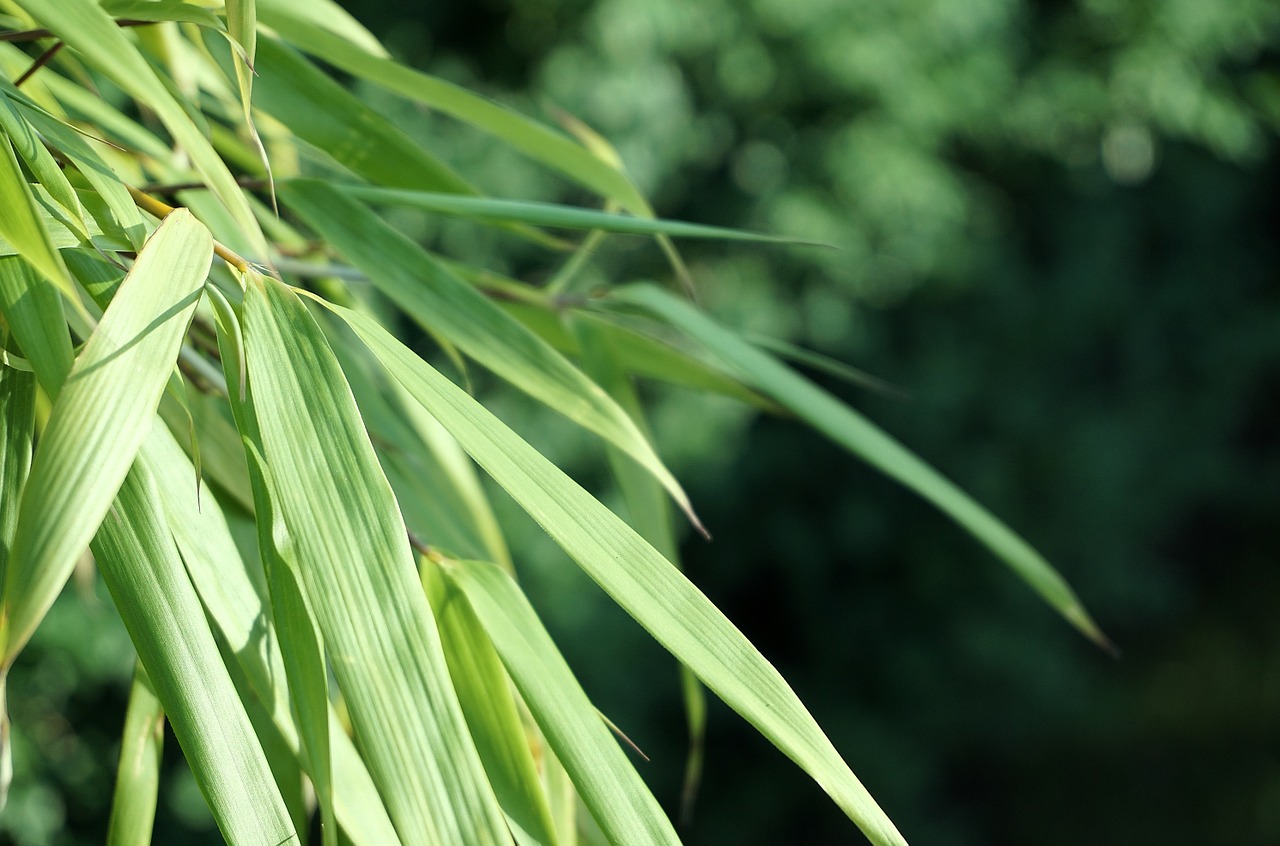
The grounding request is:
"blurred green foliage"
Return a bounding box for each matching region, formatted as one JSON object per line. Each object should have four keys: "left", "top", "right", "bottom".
{"left": 4, "top": 1, "right": 1279, "bottom": 844}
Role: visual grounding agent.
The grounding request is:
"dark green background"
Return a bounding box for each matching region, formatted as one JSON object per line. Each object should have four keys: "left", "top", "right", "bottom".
{"left": 4, "top": 1, "right": 1278, "bottom": 844}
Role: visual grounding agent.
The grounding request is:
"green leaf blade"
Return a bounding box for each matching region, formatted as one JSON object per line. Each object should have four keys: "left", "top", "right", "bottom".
{"left": 328, "top": 302, "right": 908, "bottom": 846}
{"left": 0, "top": 210, "right": 212, "bottom": 666}
{"left": 607, "top": 283, "right": 1108, "bottom": 647}
{"left": 241, "top": 274, "right": 509, "bottom": 846}
{"left": 438, "top": 558, "right": 678, "bottom": 846}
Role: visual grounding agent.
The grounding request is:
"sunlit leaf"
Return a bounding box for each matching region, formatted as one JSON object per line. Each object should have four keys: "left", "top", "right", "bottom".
{"left": 241, "top": 273, "right": 509, "bottom": 845}
{"left": 0, "top": 211, "right": 212, "bottom": 666}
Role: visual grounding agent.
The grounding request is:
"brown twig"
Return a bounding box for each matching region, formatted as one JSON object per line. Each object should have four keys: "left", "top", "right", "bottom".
{"left": 127, "top": 186, "right": 253, "bottom": 274}
{"left": 14, "top": 40, "right": 62, "bottom": 86}
{"left": 140, "top": 176, "right": 271, "bottom": 196}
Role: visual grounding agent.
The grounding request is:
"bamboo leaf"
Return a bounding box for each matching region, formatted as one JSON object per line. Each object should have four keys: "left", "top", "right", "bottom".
{"left": 93, "top": 457, "right": 298, "bottom": 846}
{"left": 607, "top": 284, "right": 1109, "bottom": 647}
{"left": 341, "top": 185, "right": 823, "bottom": 244}
{"left": 0, "top": 364, "right": 34, "bottom": 811}
{"left": 0, "top": 133, "right": 77, "bottom": 304}
{"left": 281, "top": 180, "right": 704, "bottom": 535}
{"left": 100, "top": 0, "right": 223, "bottom": 28}
{"left": 323, "top": 301, "right": 908, "bottom": 846}
{"left": 0, "top": 257, "right": 72, "bottom": 402}
{"left": 251, "top": 39, "right": 474, "bottom": 196}
{"left": 0, "top": 210, "right": 212, "bottom": 667}
{"left": 145, "top": 410, "right": 402, "bottom": 846}
{"left": 435, "top": 557, "right": 676, "bottom": 845}
{"left": 106, "top": 664, "right": 164, "bottom": 846}
{"left": 15, "top": 0, "right": 269, "bottom": 258}
{"left": 422, "top": 561, "right": 560, "bottom": 846}
{"left": 256, "top": 0, "right": 388, "bottom": 58}
{"left": 241, "top": 273, "right": 509, "bottom": 845}
{"left": 571, "top": 317, "right": 706, "bottom": 824}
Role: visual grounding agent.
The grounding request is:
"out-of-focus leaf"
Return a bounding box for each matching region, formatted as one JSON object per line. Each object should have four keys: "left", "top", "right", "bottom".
{"left": 0, "top": 211, "right": 211, "bottom": 666}
{"left": 503, "top": 303, "right": 770, "bottom": 407}
{"left": 282, "top": 180, "right": 703, "bottom": 534}
{"left": 256, "top": 10, "right": 651, "bottom": 214}
{"left": 608, "top": 283, "right": 1108, "bottom": 647}
{"left": 100, "top": 0, "right": 222, "bottom": 28}
{"left": 106, "top": 664, "right": 164, "bottom": 846}
{"left": 241, "top": 274, "right": 509, "bottom": 845}
{"left": 437, "top": 557, "right": 676, "bottom": 845}
{"left": 324, "top": 301, "right": 908, "bottom": 846}
{"left": 251, "top": 40, "right": 474, "bottom": 195}
{"left": 257, "top": 0, "right": 388, "bottom": 58}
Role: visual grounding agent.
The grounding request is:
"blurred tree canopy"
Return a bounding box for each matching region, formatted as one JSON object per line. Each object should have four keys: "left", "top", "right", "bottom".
{"left": 3, "top": 1, "right": 1278, "bottom": 844}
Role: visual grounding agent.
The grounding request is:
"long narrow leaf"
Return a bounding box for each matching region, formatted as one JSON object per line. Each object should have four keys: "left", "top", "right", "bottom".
{"left": 241, "top": 273, "right": 509, "bottom": 845}
{"left": 0, "top": 133, "right": 76, "bottom": 304}
{"left": 422, "top": 561, "right": 560, "bottom": 846}
{"left": 323, "top": 300, "right": 908, "bottom": 846}
{"left": 436, "top": 558, "right": 677, "bottom": 845}
{"left": 252, "top": 40, "right": 474, "bottom": 196}
{"left": 93, "top": 459, "right": 298, "bottom": 846}
{"left": 607, "top": 283, "right": 1109, "bottom": 646}
{"left": 0, "top": 211, "right": 212, "bottom": 666}
{"left": 342, "top": 185, "right": 819, "bottom": 244}
{"left": 106, "top": 664, "right": 164, "bottom": 846}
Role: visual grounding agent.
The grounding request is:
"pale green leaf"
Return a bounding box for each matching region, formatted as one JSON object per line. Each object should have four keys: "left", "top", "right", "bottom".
{"left": 571, "top": 317, "right": 706, "bottom": 823}
{"left": 0, "top": 364, "right": 35, "bottom": 592}
{"left": 324, "top": 301, "right": 908, "bottom": 846}
{"left": 1, "top": 82, "right": 150, "bottom": 249}
{"left": 241, "top": 274, "right": 509, "bottom": 845}
{"left": 438, "top": 558, "right": 678, "bottom": 846}
{"left": 92, "top": 458, "right": 298, "bottom": 846}
{"left": 0, "top": 133, "right": 77, "bottom": 304}
{"left": 106, "top": 664, "right": 164, "bottom": 846}
{"left": 0, "top": 211, "right": 212, "bottom": 666}
{"left": 0, "top": 257, "right": 72, "bottom": 397}
{"left": 608, "top": 283, "right": 1109, "bottom": 647}
{"left": 422, "top": 561, "right": 560, "bottom": 846}
{"left": 144, "top": 411, "right": 401, "bottom": 846}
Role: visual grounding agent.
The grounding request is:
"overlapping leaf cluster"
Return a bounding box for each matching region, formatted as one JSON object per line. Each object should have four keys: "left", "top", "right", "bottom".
{"left": 0, "top": 2, "right": 1103, "bottom": 844}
